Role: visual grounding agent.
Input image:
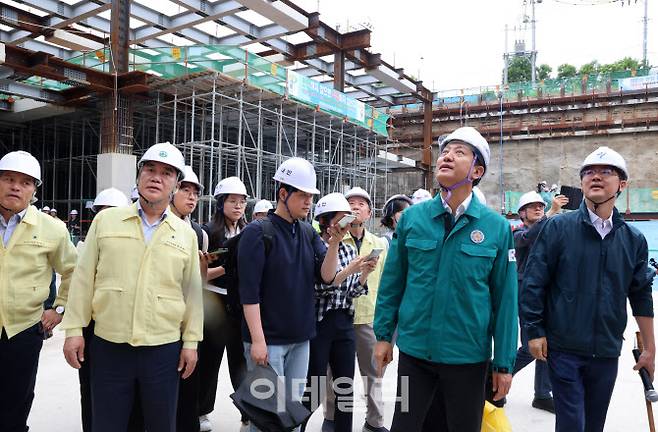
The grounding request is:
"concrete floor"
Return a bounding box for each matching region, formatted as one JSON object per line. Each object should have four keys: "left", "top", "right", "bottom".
{"left": 27, "top": 300, "right": 657, "bottom": 432}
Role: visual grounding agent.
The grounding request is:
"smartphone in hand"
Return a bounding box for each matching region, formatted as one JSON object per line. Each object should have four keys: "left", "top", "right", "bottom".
{"left": 337, "top": 214, "right": 356, "bottom": 228}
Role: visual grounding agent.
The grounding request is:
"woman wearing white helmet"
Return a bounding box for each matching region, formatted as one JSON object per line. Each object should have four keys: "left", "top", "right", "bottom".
{"left": 303, "top": 193, "right": 375, "bottom": 432}
{"left": 381, "top": 194, "right": 413, "bottom": 246}
{"left": 197, "top": 175, "right": 249, "bottom": 431}
{"left": 62, "top": 142, "right": 203, "bottom": 432}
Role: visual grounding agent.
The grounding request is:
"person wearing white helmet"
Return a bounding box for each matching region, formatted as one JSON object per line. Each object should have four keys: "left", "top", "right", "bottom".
{"left": 380, "top": 194, "right": 413, "bottom": 246}
{"left": 41, "top": 205, "right": 50, "bottom": 213}
{"left": 0, "top": 150, "right": 78, "bottom": 432}
{"left": 62, "top": 142, "right": 203, "bottom": 432}
{"left": 238, "top": 157, "right": 348, "bottom": 432}
{"left": 50, "top": 207, "right": 59, "bottom": 219}
{"left": 411, "top": 188, "right": 432, "bottom": 204}
{"left": 68, "top": 209, "right": 81, "bottom": 244}
{"left": 303, "top": 192, "right": 376, "bottom": 432}
{"left": 324, "top": 186, "right": 389, "bottom": 432}
{"left": 197, "top": 175, "right": 249, "bottom": 432}
{"left": 522, "top": 146, "right": 655, "bottom": 432}
{"left": 373, "top": 126, "right": 519, "bottom": 432}
{"left": 252, "top": 199, "right": 273, "bottom": 221}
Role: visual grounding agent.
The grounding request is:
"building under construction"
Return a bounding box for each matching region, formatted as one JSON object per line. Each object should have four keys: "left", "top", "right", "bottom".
{"left": 0, "top": 0, "right": 433, "bottom": 226}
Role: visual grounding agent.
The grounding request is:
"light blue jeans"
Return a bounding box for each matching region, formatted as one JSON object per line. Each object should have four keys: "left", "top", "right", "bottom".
{"left": 243, "top": 341, "right": 310, "bottom": 432}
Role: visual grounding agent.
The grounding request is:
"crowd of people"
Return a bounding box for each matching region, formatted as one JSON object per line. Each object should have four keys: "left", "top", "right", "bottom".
{"left": 0, "top": 125, "right": 656, "bottom": 432}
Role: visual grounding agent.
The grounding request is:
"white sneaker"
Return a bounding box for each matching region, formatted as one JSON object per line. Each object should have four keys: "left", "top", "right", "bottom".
{"left": 199, "top": 415, "right": 212, "bottom": 432}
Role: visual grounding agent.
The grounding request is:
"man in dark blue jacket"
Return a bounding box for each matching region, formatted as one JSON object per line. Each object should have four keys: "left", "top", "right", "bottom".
{"left": 522, "top": 146, "right": 656, "bottom": 432}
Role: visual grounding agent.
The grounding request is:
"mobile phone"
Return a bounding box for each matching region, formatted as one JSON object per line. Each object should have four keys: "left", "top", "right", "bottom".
{"left": 337, "top": 214, "right": 356, "bottom": 228}
{"left": 559, "top": 185, "right": 583, "bottom": 210}
{"left": 365, "top": 248, "right": 383, "bottom": 261}
{"left": 207, "top": 248, "right": 229, "bottom": 258}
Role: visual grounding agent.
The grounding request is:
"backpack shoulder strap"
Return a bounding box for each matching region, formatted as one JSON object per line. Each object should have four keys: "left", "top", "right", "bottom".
{"left": 255, "top": 218, "right": 276, "bottom": 256}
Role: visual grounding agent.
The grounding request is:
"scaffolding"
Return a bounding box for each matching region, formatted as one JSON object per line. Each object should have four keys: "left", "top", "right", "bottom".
{"left": 0, "top": 71, "right": 398, "bottom": 230}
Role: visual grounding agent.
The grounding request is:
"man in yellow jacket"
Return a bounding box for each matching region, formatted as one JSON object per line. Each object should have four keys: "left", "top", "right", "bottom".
{"left": 62, "top": 142, "right": 203, "bottom": 432}
{"left": 0, "top": 150, "right": 78, "bottom": 432}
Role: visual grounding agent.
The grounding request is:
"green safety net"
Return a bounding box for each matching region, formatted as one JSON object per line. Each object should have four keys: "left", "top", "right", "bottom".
{"left": 434, "top": 68, "right": 655, "bottom": 106}
{"left": 505, "top": 188, "right": 658, "bottom": 214}
{"left": 65, "top": 45, "right": 389, "bottom": 136}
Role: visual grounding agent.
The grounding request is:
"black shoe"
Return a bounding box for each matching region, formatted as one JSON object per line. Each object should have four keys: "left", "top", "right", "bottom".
{"left": 532, "top": 397, "right": 555, "bottom": 414}
{"left": 321, "top": 419, "right": 335, "bottom": 432}
{"left": 363, "top": 422, "right": 390, "bottom": 432}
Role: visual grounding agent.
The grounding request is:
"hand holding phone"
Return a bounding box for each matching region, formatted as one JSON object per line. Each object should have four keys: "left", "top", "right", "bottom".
{"left": 365, "top": 248, "right": 383, "bottom": 261}
{"left": 207, "top": 248, "right": 229, "bottom": 259}
{"left": 337, "top": 213, "right": 356, "bottom": 228}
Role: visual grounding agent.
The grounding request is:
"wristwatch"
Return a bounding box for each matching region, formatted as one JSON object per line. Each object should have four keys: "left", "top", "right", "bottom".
{"left": 55, "top": 305, "right": 65, "bottom": 315}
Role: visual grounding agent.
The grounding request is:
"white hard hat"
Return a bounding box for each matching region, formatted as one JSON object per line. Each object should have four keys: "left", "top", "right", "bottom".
{"left": 213, "top": 176, "right": 248, "bottom": 197}
{"left": 344, "top": 186, "right": 372, "bottom": 206}
{"left": 51, "top": 208, "right": 58, "bottom": 213}
{"left": 93, "top": 187, "right": 130, "bottom": 212}
{"left": 517, "top": 191, "right": 546, "bottom": 213}
{"left": 411, "top": 188, "right": 432, "bottom": 204}
{"left": 138, "top": 142, "right": 185, "bottom": 177}
{"left": 314, "top": 192, "right": 352, "bottom": 220}
{"left": 130, "top": 184, "right": 139, "bottom": 201}
{"left": 70, "top": 209, "right": 78, "bottom": 215}
{"left": 473, "top": 186, "right": 486, "bottom": 205}
{"left": 253, "top": 199, "right": 273, "bottom": 214}
{"left": 383, "top": 194, "right": 412, "bottom": 209}
{"left": 580, "top": 146, "right": 629, "bottom": 180}
{"left": 440, "top": 126, "right": 491, "bottom": 171}
{"left": 0, "top": 150, "right": 42, "bottom": 186}
{"left": 272, "top": 157, "right": 320, "bottom": 194}
{"left": 42, "top": 206, "right": 50, "bottom": 212}
{"left": 181, "top": 165, "right": 204, "bottom": 192}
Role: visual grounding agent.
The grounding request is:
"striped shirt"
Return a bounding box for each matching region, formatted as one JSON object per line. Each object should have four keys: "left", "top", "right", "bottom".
{"left": 315, "top": 240, "right": 367, "bottom": 322}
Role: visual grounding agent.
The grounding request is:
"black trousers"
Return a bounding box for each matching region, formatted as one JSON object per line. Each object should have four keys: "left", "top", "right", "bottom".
{"left": 304, "top": 309, "right": 356, "bottom": 432}
{"left": 90, "top": 336, "right": 180, "bottom": 432}
{"left": 177, "top": 353, "right": 201, "bottom": 432}
{"left": 391, "top": 351, "right": 488, "bottom": 432}
{"left": 78, "top": 323, "right": 145, "bottom": 432}
{"left": 0, "top": 324, "right": 43, "bottom": 432}
{"left": 197, "top": 291, "right": 246, "bottom": 417}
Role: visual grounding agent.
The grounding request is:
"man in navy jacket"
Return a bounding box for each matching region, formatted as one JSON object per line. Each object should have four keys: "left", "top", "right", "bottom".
{"left": 522, "top": 146, "right": 655, "bottom": 432}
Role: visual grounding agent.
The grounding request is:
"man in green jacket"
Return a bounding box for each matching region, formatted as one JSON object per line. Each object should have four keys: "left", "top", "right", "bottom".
{"left": 373, "top": 126, "right": 518, "bottom": 432}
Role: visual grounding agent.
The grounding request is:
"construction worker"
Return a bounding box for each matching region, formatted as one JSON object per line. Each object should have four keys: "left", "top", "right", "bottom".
{"left": 50, "top": 207, "right": 59, "bottom": 219}
{"left": 0, "top": 150, "right": 78, "bottom": 432}
{"left": 238, "top": 157, "right": 348, "bottom": 432}
{"left": 374, "top": 126, "right": 518, "bottom": 432}
{"left": 321, "top": 186, "right": 390, "bottom": 432}
{"left": 170, "top": 165, "right": 214, "bottom": 432}
{"left": 68, "top": 209, "right": 81, "bottom": 244}
{"left": 380, "top": 194, "right": 412, "bottom": 246}
{"left": 198, "top": 175, "right": 249, "bottom": 432}
{"left": 61, "top": 142, "right": 203, "bottom": 432}
{"left": 252, "top": 199, "right": 273, "bottom": 221}
{"left": 522, "top": 146, "right": 655, "bottom": 432}
{"left": 41, "top": 205, "right": 50, "bottom": 214}
{"left": 411, "top": 188, "right": 432, "bottom": 204}
{"left": 304, "top": 192, "right": 376, "bottom": 432}
{"left": 75, "top": 187, "right": 131, "bottom": 432}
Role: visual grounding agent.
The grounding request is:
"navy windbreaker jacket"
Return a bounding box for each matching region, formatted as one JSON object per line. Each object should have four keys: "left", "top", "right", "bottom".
{"left": 521, "top": 201, "right": 655, "bottom": 358}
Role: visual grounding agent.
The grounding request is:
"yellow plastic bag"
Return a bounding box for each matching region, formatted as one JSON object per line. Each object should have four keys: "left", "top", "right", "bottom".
{"left": 481, "top": 401, "right": 512, "bottom": 432}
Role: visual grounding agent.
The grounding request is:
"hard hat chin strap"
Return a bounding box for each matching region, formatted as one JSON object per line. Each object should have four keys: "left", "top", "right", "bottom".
{"left": 586, "top": 186, "right": 621, "bottom": 212}
{"left": 439, "top": 158, "right": 476, "bottom": 207}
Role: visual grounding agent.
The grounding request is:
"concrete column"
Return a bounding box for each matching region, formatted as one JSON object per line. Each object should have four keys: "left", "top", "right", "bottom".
{"left": 96, "top": 152, "right": 136, "bottom": 198}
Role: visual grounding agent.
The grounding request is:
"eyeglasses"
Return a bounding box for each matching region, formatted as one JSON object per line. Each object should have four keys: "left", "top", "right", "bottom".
{"left": 581, "top": 167, "right": 618, "bottom": 178}
{"left": 225, "top": 199, "right": 247, "bottom": 207}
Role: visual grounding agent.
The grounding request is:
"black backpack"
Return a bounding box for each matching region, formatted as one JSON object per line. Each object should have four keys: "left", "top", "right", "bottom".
{"left": 222, "top": 218, "right": 315, "bottom": 317}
